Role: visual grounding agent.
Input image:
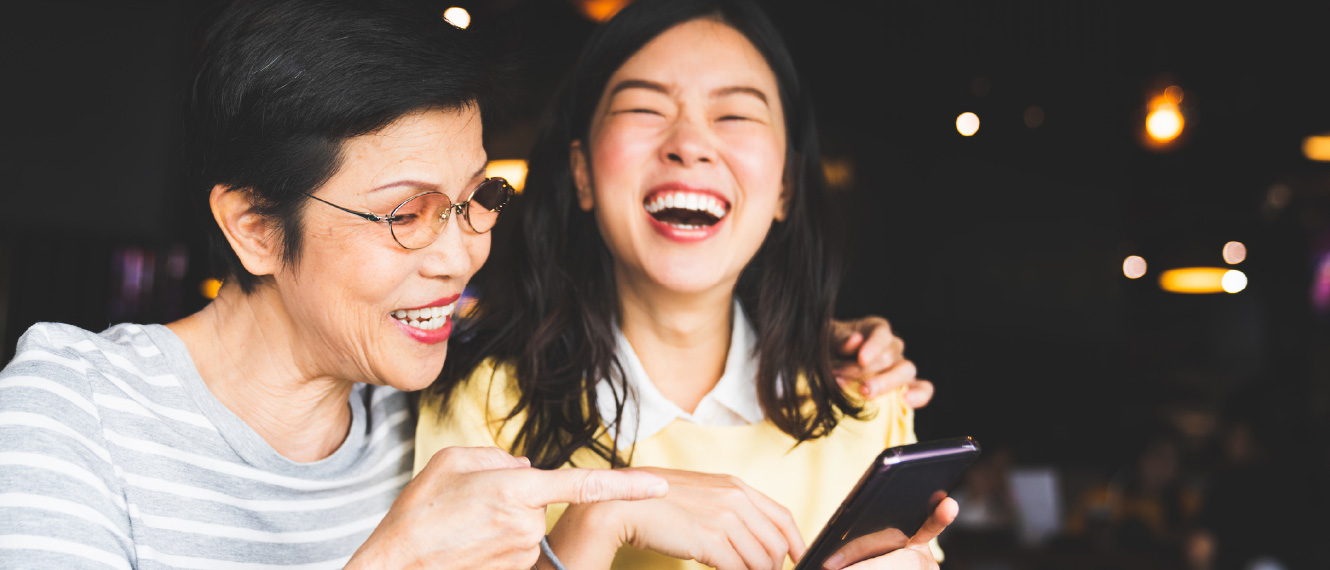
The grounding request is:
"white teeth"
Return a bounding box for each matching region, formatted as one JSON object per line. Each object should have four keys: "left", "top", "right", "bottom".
{"left": 392, "top": 302, "right": 458, "bottom": 331}
{"left": 643, "top": 191, "right": 730, "bottom": 219}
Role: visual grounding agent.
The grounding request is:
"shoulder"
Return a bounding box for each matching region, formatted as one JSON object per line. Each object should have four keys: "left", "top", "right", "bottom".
{"left": 1, "top": 323, "right": 138, "bottom": 411}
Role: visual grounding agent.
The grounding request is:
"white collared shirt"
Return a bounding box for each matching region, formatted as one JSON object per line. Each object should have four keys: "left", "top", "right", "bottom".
{"left": 595, "top": 301, "right": 766, "bottom": 449}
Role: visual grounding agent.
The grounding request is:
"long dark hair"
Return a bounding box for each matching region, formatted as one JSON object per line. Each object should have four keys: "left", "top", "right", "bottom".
{"left": 430, "top": 0, "right": 860, "bottom": 469}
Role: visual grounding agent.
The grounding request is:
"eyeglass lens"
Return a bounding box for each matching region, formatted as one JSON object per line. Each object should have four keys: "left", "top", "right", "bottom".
{"left": 388, "top": 178, "right": 511, "bottom": 249}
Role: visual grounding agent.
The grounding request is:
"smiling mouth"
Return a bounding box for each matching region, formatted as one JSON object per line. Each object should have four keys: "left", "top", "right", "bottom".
{"left": 391, "top": 303, "right": 454, "bottom": 331}
{"left": 644, "top": 190, "right": 730, "bottom": 230}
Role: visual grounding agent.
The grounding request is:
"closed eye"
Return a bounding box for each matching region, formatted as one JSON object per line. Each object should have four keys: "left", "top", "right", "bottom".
{"left": 615, "top": 108, "right": 665, "bottom": 116}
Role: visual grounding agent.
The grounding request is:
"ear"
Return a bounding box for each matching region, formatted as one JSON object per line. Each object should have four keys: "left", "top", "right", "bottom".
{"left": 570, "top": 139, "right": 595, "bottom": 212}
{"left": 210, "top": 185, "right": 282, "bottom": 278}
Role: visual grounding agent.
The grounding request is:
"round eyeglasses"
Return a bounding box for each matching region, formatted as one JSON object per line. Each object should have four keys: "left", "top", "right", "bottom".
{"left": 303, "top": 177, "right": 514, "bottom": 250}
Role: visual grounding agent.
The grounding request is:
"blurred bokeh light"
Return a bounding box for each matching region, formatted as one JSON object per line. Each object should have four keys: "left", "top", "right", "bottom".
{"left": 1123, "top": 255, "right": 1147, "bottom": 279}
{"left": 1159, "top": 267, "right": 1238, "bottom": 294}
{"left": 442, "top": 7, "right": 470, "bottom": 29}
{"left": 1222, "top": 241, "right": 1247, "bottom": 264}
{"left": 486, "top": 159, "right": 528, "bottom": 193}
{"left": 956, "top": 112, "right": 980, "bottom": 136}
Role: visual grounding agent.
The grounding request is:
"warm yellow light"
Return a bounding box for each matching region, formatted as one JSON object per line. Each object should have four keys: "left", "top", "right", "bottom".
{"left": 1304, "top": 135, "right": 1330, "bottom": 161}
{"left": 486, "top": 159, "right": 527, "bottom": 193}
{"left": 1158, "top": 267, "right": 1233, "bottom": 294}
{"left": 1146, "top": 104, "right": 1184, "bottom": 143}
{"left": 200, "top": 278, "right": 222, "bottom": 300}
{"left": 956, "top": 112, "right": 980, "bottom": 136}
{"left": 572, "top": 0, "right": 631, "bottom": 22}
{"left": 1123, "top": 256, "right": 1147, "bottom": 279}
{"left": 1221, "top": 270, "right": 1247, "bottom": 293}
{"left": 823, "top": 158, "right": 854, "bottom": 190}
{"left": 1222, "top": 241, "right": 1247, "bottom": 264}
{"left": 443, "top": 7, "right": 470, "bottom": 28}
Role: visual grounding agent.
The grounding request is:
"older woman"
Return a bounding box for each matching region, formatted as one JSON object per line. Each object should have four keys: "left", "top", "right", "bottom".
{"left": 0, "top": 1, "right": 669, "bottom": 568}
{"left": 418, "top": 0, "right": 954, "bottom": 569}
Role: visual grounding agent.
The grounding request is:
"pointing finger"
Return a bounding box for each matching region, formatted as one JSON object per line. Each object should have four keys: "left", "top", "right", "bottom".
{"left": 518, "top": 467, "right": 669, "bottom": 508}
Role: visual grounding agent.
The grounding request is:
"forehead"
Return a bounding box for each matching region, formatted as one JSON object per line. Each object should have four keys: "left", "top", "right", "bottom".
{"left": 608, "top": 19, "right": 778, "bottom": 95}
{"left": 336, "top": 107, "right": 486, "bottom": 189}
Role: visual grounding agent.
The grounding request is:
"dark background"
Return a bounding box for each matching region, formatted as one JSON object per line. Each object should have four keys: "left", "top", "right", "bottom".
{"left": 3, "top": 0, "right": 1328, "bottom": 568}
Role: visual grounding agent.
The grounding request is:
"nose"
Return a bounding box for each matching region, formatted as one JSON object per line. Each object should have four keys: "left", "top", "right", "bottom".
{"left": 660, "top": 115, "right": 716, "bottom": 167}
{"left": 418, "top": 208, "right": 476, "bottom": 280}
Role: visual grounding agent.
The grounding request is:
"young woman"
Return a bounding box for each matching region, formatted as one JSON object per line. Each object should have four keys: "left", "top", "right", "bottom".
{"left": 418, "top": 0, "right": 954, "bottom": 568}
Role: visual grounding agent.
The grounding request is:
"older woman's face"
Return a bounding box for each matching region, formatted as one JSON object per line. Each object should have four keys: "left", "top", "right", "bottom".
{"left": 274, "top": 107, "right": 489, "bottom": 391}
{"left": 575, "top": 19, "right": 787, "bottom": 295}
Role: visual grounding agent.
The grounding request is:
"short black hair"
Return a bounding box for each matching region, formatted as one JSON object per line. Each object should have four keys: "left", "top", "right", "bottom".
{"left": 187, "top": 0, "right": 492, "bottom": 292}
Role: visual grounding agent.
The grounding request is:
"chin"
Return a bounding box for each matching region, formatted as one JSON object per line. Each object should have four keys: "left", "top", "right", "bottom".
{"left": 386, "top": 351, "right": 449, "bottom": 392}
{"left": 647, "top": 266, "right": 735, "bottom": 294}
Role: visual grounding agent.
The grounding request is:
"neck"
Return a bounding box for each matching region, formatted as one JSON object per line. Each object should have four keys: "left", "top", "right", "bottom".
{"left": 167, "top": 282, "right": 354, "bottom": 462}
{"left": 616, "top": 267, "right": 734, "bottom": 414}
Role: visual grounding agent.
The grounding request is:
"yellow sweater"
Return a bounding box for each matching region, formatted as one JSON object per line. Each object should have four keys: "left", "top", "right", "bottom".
{"left": 416, "top": 359, "right": 926, "bottom": 570}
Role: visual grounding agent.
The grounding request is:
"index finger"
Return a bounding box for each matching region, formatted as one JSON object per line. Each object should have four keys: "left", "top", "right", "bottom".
{"left": 517, "top": 467, "right": 669, "bottom": 508}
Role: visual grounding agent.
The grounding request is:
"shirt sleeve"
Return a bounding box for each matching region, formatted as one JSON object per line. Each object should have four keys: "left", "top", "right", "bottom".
{"left": 414, "top": 359, "right": 525, "bottom": 476}
{"left": 0, "top": 326, "right": 136, "bottom": 569}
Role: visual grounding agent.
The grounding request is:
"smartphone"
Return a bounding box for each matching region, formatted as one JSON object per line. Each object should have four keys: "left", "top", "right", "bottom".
{"left": 793, "top": 437, "right": 981, "bottom": 570}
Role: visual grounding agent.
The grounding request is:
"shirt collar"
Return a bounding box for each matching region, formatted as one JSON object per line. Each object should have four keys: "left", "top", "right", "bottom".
{"left": 595, "top": 300, "right": 764, "bottom": 449}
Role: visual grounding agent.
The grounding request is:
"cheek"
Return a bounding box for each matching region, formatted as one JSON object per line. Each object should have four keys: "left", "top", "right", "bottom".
{"left": 467, "top": 233, "right": 491, "bottom": 277}
{"left": 590, "top": 125, "right": 656, "bottom": 189}
{"left": 727, "top": 140, "right": 787, "bottom": 212}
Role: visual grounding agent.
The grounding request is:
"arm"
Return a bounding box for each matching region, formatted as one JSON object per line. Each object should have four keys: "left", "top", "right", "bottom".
{"left": 0, "top": 336, "right": 136, "bottom": 568}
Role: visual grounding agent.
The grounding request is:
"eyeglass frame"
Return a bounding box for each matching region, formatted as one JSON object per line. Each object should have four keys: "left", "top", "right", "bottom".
{"left": 301, "top": 177, "right": 513, "bottom": 250}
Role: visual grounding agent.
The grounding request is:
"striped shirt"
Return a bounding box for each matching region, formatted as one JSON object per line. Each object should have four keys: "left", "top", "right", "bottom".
{"left": 0, "top": 323, "right": 414, "bottom": 569}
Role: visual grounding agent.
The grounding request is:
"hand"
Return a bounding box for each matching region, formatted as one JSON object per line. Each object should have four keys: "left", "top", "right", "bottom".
{"left": 346, "top": 446, "right": 668, "bottom": 570}
{"left": 824, "top": 497, "right": 958, "bottom": 570}
{"left": 548, "top": 468, "right": 806, "bottom": 570}
{"left": 831, "top": 316, "right": 934, "bottom": 407}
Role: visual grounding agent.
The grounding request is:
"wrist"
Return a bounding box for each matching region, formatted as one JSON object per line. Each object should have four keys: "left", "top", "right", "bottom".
{"left": 347, "top": 526, "right": 411, "bottom": 569}
{"left": 547, "top": 502, "right": 625, "bottom": 569}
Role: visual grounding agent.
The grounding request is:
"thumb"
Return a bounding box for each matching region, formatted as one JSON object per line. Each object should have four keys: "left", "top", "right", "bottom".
{"left": 518, "top": 467, "right": 669, "bottom": 508}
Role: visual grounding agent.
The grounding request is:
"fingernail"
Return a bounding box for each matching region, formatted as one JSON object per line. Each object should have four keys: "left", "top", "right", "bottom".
{"left": 824, "top": 553, "right": 844, "bottom": 569}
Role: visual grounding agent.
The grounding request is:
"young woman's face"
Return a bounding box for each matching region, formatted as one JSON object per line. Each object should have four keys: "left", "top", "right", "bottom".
{"left": 275, "top": 107, "right": 490, "bottom": 391}
{"left": 574, "top": 18, "right": 787, "bottom": 296}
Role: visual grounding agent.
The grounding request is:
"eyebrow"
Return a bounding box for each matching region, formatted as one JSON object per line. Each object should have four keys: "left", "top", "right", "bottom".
{"left": 608, "top": 79, "right": 670, "bottom": 98}
{"left": 712, "top": 85, "right": 768, "bottom": 104}
{"left": 607, "top": 79, "right": 768, "bottom": 105}
{"left": 368, "top": 165, "right": 487, "bottom": 194}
